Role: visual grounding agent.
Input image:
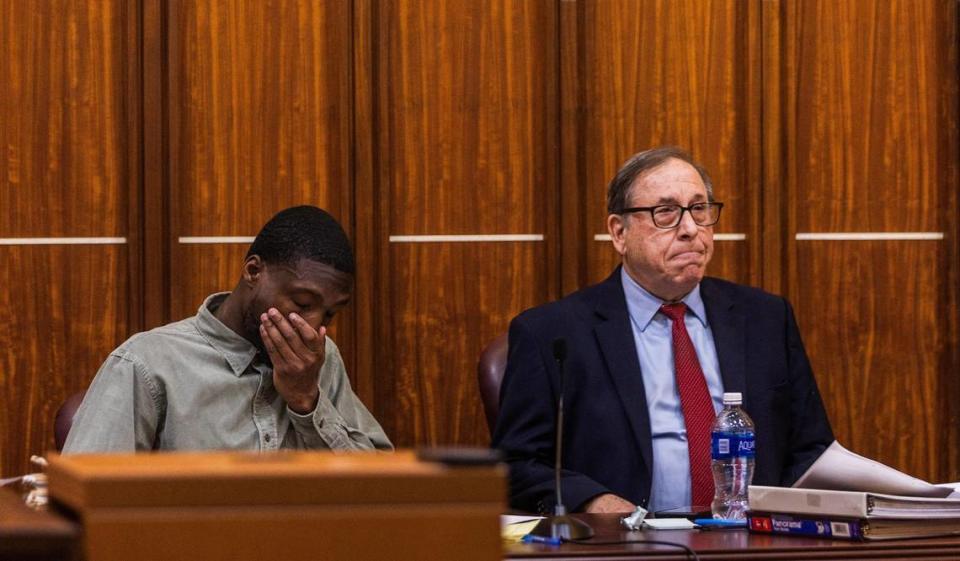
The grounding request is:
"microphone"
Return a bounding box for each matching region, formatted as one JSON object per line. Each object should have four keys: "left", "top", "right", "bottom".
{"left": 529, "top": 338, "right": 594, "bottom": 541}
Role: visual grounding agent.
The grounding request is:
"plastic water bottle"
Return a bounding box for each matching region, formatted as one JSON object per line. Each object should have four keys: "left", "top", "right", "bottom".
{"left": 710, "top": 392, "right": 755, "bottom": 519}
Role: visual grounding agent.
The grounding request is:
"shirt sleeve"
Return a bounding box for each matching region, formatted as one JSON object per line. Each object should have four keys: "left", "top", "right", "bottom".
{"left": 286, "top": 338, "right": 393, "bottom": 451}
{"left": 62, "top": 349, "right": 164, "bottom": 453}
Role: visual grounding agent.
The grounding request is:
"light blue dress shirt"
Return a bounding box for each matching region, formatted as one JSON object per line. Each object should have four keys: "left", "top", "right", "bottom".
{"left": 621, "top": 269, "right": 725, "bottom": 512}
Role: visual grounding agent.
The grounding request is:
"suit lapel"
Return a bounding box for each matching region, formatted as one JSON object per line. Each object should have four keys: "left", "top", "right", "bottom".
{"left": 701, "top": 278, "right": 746, "bottom": 395}
{"left": 591, "top": 269, "right": 654, "bottom": 480}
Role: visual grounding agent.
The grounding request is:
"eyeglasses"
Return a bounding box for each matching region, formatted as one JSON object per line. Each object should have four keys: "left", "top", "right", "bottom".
{"left": 621, "top": 202, "right": 724, "bottom": 229}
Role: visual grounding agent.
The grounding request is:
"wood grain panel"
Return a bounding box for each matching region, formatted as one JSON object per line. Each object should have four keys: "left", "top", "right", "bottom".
{"left": 352, "top": 0, "right": 378, "bottom": 407}
{"left": 794, "top": 243, "right": 948, "bottom": 481}
{"left": 375, "top": 0, "right": 557, "bottom": 236}
{"left": 782, "top": 0, "right": 948, "bottom": 233}
{"left": 778, "top": 0, "right": 959, "bottom": 481}
{"left": 699, "top": 240, "right": 749, "bottom": 288}
{"left": 0, "top": 1, "right": 133, "bottom": 478}
{"left": 380, "top": 244, "right": 546, "bottom": 447}
{"left": 937, "top": 1, "right": 960, "bottom": 483}
{"left": 366, "top": 0, "right": 558, "bottom": 446}
{"left": 168, "top": 0, "right": 353, "bottom": 236}
{"left": 0, "top": 247, "right": 128, "bottom": 477}
{"left": 141, "top": 0, "right": 168, "bottom": 330}
{"left": 0, "top": 1, "right": 126, "bottom": 236}
{"left": 169, "top": 244, "right": 251, "bottom": 319}
{"left": 566, "top": 0, "right": 761, "bottom": 292}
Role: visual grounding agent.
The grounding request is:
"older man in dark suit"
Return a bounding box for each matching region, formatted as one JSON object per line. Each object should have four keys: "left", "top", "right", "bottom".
{"left": 492, "top": 147, "right": 833, "bottom": 515}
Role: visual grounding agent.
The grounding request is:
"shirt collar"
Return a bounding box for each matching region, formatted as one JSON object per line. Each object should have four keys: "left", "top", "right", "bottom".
{"left": 195, "top": 292, "right": 261, "bottom": 377}
{"left": 620, "top": 268, "right": 708, "bottom": 331}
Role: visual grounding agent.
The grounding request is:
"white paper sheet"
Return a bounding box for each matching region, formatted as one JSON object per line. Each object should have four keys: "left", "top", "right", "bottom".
{"left": 794, "top": 441, "right": 956, "bottom": 498}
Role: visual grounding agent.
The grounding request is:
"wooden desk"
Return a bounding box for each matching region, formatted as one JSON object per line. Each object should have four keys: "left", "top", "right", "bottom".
{"left": 48, "top": 451, "right": 504, "bottom": 561}
{"left": 504, "top": 514, "right": 960, "bottom": 560}
{"left": 5, "top": 494, "right": 960, "bottom": 561}
{"left": 0, "top": 488, "right": 78, "bottom": 561}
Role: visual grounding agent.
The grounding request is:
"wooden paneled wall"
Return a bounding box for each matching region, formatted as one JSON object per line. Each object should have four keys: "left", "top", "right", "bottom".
{"left": 0, "top": 1, "right": 138, "bottom": 479}
{"left": 2, "top": 0, "right": 957, "bottom": 486}
{"left": 356, "top": 0, "right": 559, "bottom": 444}
{"left": 771, "top": 0, "right": 960, "bottom": 482}
{"left": 563, "top": 0, "right": 761, "bottom": 290}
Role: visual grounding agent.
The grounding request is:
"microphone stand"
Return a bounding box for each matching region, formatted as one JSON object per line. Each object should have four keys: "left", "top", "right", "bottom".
{"left": 529, "top": 338, "right": 594, "bottom": 541}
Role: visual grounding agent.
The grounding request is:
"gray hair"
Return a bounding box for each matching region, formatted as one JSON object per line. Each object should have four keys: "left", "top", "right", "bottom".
{"left": 606, "top": 146, "right": 714, "bottom": 214}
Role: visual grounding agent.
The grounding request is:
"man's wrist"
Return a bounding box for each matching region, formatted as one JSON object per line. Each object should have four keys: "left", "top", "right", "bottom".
{"left": 287, "top": 391, "right": 320, "bottom": 415}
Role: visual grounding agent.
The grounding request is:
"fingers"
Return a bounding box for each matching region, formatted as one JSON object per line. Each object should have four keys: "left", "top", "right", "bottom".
{"left": 267, "top": 309, "right": 312, "bottom": 353}
{"left": 260, "top": 320, "right": 297, "bottom": 365}
{"left": 259, "top": 309, "right": 324, "bottom": 364}
{"left": 259, "top": 324, "right": 278, "bottom": 356}
{"left": 287, "top": 312, "right": 325, "bottom": 353}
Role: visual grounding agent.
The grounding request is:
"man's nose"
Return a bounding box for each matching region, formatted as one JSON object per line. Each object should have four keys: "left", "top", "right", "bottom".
{"left": 676, "top": 208, "right": 699, "bottom": 238}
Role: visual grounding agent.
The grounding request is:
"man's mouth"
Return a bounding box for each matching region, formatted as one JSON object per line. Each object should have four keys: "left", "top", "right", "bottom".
{"left": 671, "top": 249, "right": 704, "bottom": 261}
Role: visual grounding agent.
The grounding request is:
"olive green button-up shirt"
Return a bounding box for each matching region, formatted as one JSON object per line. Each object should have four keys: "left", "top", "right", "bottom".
{"left": 63, "top": 293, "right": 392, "bottom": 453}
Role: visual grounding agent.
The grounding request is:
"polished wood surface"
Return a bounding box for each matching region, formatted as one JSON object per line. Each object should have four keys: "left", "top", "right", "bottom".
{"left": 371, "top": 0, "right": 557, "bottom": 237}
{"left": 49, "top": 451, "right": 505, "bottom": 561}
{"left": 0, "top": 1, "right": 127, "bottom": 237}
{"left": 0, "top": 1, "right": 133, "bottom": 478}
{"left": 0, "top": 489, "right": 78, "bottom": 561}
{"left": 775, "top": 0, "right": 959, "bottom": 483}
{"left": 379, "top": 244, "right": 546, "bottom": 445}
{"left": 47, "top": 450, "right": 505, "bottom": 508}
{"left": 0, "top": 248, "right": 129, "bottom": 476}
{"left": 566, "top": 0, "right": 760, "bottom": 290}
{"left": 362, "top": 0, "right": 559, "bottom": 447}
{"left": 795, "top": 243, "right": 949, "bottom": 481}
{"left": 505, "top": 514, "right": 960, "bottom": 560}
{"left": 167, "top": 0, "right": 353, "bottom": 237}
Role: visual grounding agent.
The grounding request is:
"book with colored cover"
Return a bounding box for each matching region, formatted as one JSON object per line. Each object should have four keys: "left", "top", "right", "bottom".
{"left": 749, "top": 485, "right": 960, "bottom": 519}
{"left": 747, "top": 441, "right": 960, "bottom": 540}
{"left": 748, "top": 511, "right": 960, "bottom": 541}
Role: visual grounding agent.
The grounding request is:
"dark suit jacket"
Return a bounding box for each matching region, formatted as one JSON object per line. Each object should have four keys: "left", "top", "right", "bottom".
{"left": 491, "top": 268, "right": 834, "bottom": 514}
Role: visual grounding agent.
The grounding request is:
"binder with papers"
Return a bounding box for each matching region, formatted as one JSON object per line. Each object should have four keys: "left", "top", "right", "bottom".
{"left": 748, "top": 485, "right": 960, "bottom": 519}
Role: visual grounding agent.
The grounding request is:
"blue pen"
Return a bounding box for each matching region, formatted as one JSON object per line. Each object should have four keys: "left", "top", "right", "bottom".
{"left": 522, "top": 534, "right": 563, "bottom": 546}
{"left": 694, "top": 518, "right": 747, "bottom": 528}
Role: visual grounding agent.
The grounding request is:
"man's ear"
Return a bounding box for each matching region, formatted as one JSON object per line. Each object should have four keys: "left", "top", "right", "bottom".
{"left": 606, "top": 213, "right": 627, "bottom": 256}
{"left": 242, "top": 255, "right": 265, "bottom": 286}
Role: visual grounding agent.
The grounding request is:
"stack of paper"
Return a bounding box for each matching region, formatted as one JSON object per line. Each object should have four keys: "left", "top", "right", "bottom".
{"left": 748, "top": 441, "right": 960, "bottom": 540}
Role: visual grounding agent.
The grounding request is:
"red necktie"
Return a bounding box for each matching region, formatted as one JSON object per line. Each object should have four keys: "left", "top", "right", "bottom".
{"left": 660, "top": 302, "right": 715, "bottom": 506}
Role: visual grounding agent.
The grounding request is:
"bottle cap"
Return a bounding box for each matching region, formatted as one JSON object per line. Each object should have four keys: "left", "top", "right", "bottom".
{"left": 722, "top": 392, "right": 742, "bottom": 405}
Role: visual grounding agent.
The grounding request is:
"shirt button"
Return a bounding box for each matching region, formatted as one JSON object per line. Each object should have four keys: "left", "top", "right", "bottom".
{"left": 265, "top": 434, "right": 272, "bottom": 443}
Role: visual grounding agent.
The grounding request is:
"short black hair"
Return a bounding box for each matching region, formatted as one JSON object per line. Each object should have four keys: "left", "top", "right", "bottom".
{"left": 606, "top": 146, "right": 713, "bottom": 214}
{"left": 246, "top": 206, "right": 355, "bottom": 275}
